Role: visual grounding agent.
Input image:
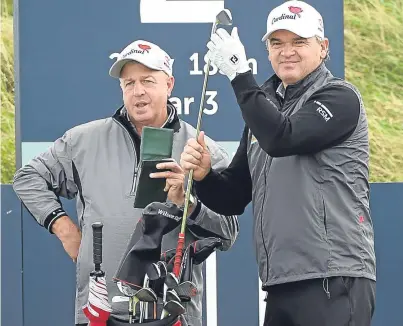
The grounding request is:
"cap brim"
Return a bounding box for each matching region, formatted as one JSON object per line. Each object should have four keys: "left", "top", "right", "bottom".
{"left": 109, "top": 59, "right": 133, "bottom": 78}
{"left": 261, "top": 25, "right": 316, "bottom": 42}
{"left": 109, "top": 58, "right": 171, "bottom": 78}
{"left": 261, "top": 31, "right": 271, "bottom": 42}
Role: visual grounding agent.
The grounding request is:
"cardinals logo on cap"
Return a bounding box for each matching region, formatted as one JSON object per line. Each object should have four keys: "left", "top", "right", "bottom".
{"left": 272, "top": 6, "right": 303, "bottom": 24}
{"left": 138, "top": 44, "right": 151, "bottom": 53}
{"left": 288, "top": 6, "right": 303, "bottom": 18}
{"left": 121, "top": 43, "right": 152, "bottom": 58}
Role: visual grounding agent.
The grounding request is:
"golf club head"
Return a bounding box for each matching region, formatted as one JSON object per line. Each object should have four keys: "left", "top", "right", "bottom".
{"left": 135, "top": 287, "right": 157, "bottom": 302}
{"left": 157, "top": 261, "right": 168, "bottom": 278}
{"left": 148, "top": 263, "right": 167, "bottom": 298}
{"left": 166, "top": 289, "right": 181, "bottom": 303}
{"left": 146, "top": 262, "right": 161, "bottom": 281}
{"left": 163, "top": 300, "right": 186, "bottom": 316}
{"left": 216, "top": 9, "right": 232, "bottom": 25}
{"left": 117, "top": 281, "right": 138, "bottom": 297}
{"left": 111, "top": 295, "right": 129, "bottom": 303}
{"left": 174, "top": 281, "right": 198, "bottom": 302}
{"left": 165, "top": 272, "right": 179, "bottom": 290}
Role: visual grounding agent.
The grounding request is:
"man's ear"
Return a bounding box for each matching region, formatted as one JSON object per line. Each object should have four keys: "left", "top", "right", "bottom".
{"left": 320, "top": 38, "right": 330, "bottom": 59}
{"left": 265, "top": 40, "right": 273, "bottom": 63}
{"left": 167, "top": 76, "right": 175, "bottom": 97}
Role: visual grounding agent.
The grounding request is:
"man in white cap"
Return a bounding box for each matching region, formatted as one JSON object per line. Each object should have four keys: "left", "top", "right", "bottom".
{"left": 180, "top": 1, "right": 376, "bottom": 325}
{"left": 13, "top": 39, "right": 239, "bottom": 326}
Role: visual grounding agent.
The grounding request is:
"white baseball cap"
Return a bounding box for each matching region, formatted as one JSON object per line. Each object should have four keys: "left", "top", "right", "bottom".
{"left": 261, "top": 0, "right": 324, "bottom": 42}
{"left": 109, "top": 40, "right": 174, "bottom": 78}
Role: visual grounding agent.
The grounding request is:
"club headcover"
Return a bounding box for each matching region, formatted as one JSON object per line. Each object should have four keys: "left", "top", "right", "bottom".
{"left": 192, "top": 237, "right": 223, "bottom": 265}
{"left": 179, "top": 244, "right": 193, "bottom": 284}
{"left": 113, "top": 202, "right": 183, "bottom": 292}
{"left": 161, "top": 248, "right": 176, "bottom": 273}
{"left": 82, "top": 275, "right": 112, "bottom": 326}
{"left": 161, "top": 248, "right": 176, "bottom": 263}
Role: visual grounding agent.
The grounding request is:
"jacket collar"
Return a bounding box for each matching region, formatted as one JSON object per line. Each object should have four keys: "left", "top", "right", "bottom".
{"left": 262, "top": 63, "right": 331, "bottom": 103}
{"left": 112, "top": 100, "right": 181, "bottom": 136}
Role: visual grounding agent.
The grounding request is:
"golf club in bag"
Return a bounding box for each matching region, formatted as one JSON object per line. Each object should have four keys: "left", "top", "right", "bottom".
{"left": 172, "top": 8, "right": 233, "bottom": 278}
{"left": 174, "top": 237, "right": 224, "bottom": 302}
{"left": 82, "top": 222, "right": 113, "bottom": 326}
{"left": 179, "top": 237, "right": 223, "bottom": 283}
{"left": 160, "top": 248, "right": 176, "bottom": 271}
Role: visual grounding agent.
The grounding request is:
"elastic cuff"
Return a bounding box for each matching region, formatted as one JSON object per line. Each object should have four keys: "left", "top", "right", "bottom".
{"left": 230, "top": 70, "right": 257, "bottom": 91}
{"left": 44, "top": 208, "right": 67, "bottom": 233}
{"left": 187, "top": 199, "right": 202, "bottom": 221}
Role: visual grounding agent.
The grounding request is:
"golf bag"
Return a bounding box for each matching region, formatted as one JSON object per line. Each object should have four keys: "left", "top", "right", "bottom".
{"left": 112, "top": 201, "right": 224, "bottom": 325}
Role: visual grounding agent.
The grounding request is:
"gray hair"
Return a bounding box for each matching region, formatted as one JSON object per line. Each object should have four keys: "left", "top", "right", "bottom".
{"left": 316, "top": 36, "right": 330, "bottom": 62}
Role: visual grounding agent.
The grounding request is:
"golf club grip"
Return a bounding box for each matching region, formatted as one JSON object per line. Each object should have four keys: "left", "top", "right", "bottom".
{"left": 173, "top": 233, "right": 185, "bottom": 277}
{"left": 92, "top": 222, "right": 103, "bottom": 270}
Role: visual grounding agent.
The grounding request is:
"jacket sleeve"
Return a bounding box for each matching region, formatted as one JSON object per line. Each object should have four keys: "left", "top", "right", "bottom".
{"left": 231, "top": 71, "right": 361, "bottom": 157}
{"left": 194, "top": 126, "right": 252, "bottom": 216}
{"left": 12, "top": 131, "right": 78, "bottom": 233}
{"left": 186, "top": 139, "right": 240, "bottom": 251}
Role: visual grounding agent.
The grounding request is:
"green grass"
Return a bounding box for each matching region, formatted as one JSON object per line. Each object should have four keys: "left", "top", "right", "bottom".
{"left": 1, "top": 0, "right": 14, "bottom": 184}
{"left": 344, "top": 0, "right": 403, "bottom": 182}
{"left": 1, "top": 0, "right": 403, "bottom": 183}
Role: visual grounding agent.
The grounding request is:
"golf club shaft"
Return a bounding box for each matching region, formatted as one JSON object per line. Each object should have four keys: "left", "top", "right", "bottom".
{"left": 129, "top": 297, "right": 133, "bottom": 323}
{"left": 140, "top": 274, "right": 149, "bottom": 322}
{"left": 177, "top": 76, "right": 207, "bottom": 236}
{"left": 173, "top": 22, "right": 217, "bottom": 278}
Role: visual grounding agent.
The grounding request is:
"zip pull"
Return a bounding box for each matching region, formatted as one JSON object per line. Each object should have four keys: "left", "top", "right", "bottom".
{"left": 131, "top": 166, "right": 139, "bottom": 194}
{"left": 322, "top": 278, "right": 331, "bottom": 299}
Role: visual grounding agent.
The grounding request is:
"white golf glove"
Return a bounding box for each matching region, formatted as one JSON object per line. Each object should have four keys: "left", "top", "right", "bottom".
{"left": 206, "top": 27, "right": 251, "bottom": 81}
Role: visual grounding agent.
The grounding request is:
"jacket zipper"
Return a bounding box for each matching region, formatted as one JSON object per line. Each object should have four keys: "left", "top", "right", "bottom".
{"left": 113, "top": 118, "right": 140, "bottom": 195}
{"left": 260, "top": 156, "right": 270, "bottom": 285}
{"left": 131, "top": 165, "right": 140, "bottom": 195}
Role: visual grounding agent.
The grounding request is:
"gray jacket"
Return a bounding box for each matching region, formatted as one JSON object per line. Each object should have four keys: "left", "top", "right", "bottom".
{"left": 248, "top": 65, "right": 376, "bottom": 288}
{"left": 13, "top": 104, "right": 239, "bottom": 325}
{"left": 195, "top": 64, "right": 376, "bottom": 293}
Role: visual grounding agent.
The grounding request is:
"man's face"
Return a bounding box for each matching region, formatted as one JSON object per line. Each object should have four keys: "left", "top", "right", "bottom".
{"left": 120, "top": 62, "right": 174, "bottom": 129}
{"left": 267, "top": 30, "right": 329, "bottom": 86}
